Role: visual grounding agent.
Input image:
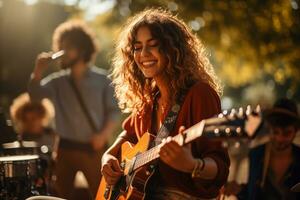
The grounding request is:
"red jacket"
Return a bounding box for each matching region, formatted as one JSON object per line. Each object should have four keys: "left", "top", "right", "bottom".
{"left": 123, "top": 82, "right": 230, "bottom": 198}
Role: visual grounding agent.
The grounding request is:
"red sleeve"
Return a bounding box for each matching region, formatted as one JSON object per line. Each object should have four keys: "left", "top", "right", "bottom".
{"left": 158, "top": 82, "right": 229, "bottom": 198}
{"left": 122, "top": 114, "right": 138, "bottom": 144}
{"left": 186, "top": 83, "right": 230, "bottom": 190}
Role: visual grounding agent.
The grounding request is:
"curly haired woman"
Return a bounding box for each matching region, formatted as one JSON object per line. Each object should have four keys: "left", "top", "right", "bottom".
{"left": 100, "top": 8, "right": 230, "bottom": 200}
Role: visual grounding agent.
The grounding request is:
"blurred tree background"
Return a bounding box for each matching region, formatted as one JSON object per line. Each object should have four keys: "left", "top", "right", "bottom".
{"left": 1, "top": 0, "right": 299, "bottom": 115}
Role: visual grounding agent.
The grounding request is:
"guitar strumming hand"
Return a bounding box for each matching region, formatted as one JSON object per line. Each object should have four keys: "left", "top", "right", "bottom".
{"left": 100, "top": 126, "right": 199, "bottom": 186}
{"left": 101, "top": 154, "right": 124, "bottom": 186}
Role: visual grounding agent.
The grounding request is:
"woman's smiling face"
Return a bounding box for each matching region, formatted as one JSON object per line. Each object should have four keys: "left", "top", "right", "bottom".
{"left": 133, "top": 26, "right": 168, "bottom": 79}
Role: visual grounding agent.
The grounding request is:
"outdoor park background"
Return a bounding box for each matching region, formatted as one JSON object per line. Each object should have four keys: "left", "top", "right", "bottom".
{"left": 0, "top": 1, "right": 300, "bottom": 197}
{"left": 1, "top": 0, "right": 299, "bottom": 113}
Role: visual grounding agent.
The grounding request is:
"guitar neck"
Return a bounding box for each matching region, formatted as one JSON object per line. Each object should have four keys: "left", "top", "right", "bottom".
{"left": 131, "top": 108, "right": 261, "bottom": 171}
{"left": 132, "top": 121, "right": 206, "bottom": 171}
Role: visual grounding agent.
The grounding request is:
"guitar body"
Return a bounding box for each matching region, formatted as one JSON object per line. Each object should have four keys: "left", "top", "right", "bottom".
{"left": 95, "top": 108, "right": 262, "bottom": 200}
{"left": 96, "top": 132, "right": 155, "bottom": 200}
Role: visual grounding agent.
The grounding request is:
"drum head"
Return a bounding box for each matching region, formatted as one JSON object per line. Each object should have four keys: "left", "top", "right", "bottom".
{"left": 2, "top": 140, "right": 39, "bottom": 149}
{"left": 0, "top": 155, "right": 39, "bottom": 162}
{"left": 1, "top": 140, "right": 40, "bottom": 156}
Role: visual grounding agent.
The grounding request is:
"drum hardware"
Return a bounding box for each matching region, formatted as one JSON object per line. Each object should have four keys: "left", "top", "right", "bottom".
{"left": 0, "top": 141, "right": 52, "bottom": 199}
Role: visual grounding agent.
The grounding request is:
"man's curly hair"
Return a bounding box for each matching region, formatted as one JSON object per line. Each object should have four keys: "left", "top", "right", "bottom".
{"left": 111, "top": 8, "right": 222, "bottom": 113}
{"left": 52, "top": 20, "right": 98, "bottom": 63}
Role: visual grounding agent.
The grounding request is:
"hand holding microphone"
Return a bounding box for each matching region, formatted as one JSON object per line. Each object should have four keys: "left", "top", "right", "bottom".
{"left": 33, "top": 50, "right": 65, "bottom": 81}
{"left": 51, "top": 50, "right": 65, "bottom": 60}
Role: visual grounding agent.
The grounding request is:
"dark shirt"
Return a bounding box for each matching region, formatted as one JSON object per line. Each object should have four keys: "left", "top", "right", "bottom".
{"left": 238, "top": 144, "right": 300, "bottom": 200}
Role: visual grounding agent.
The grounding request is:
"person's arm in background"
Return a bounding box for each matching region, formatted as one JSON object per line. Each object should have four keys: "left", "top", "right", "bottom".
{"left": 28, "top": 52, "right": 56, "bottom": 101}
{"left": 91, "top": 120, "right": 119, "bottom": 151}
{"left": 91, "top": 77, "right": 121, "bottom": 151}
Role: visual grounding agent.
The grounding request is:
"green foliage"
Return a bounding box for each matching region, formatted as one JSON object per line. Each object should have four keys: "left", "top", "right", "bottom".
{"left": 1, "top": 0, "right": 299, "bottom": 111}
{"left": 91, "top": 0, "right": 300, "bottom": 100}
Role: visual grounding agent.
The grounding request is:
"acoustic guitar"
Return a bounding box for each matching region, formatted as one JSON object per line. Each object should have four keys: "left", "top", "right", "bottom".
{"left": 96, "top": 106, "right": 262, "bottom": 200}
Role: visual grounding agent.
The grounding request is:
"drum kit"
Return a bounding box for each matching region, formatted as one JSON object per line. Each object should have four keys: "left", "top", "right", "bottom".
{"left": 0, "top": 140, "right": 52, "bottom": 200}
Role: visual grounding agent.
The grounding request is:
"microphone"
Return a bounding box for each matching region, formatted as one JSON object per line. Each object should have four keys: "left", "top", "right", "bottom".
{"left": 51, "top": 50, "right": 65, "bottom": 60}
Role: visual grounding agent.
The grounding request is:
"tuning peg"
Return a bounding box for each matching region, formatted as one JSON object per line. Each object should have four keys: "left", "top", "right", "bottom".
{"left": 238, "top": 107, "right": 244, "bottom": 116}
{"left": 255, "top": 105, "right": 261, "bottom": 114}
{"left": 214, "top": 128, "right": 220, "bottom": 136}
{"left": 225, "top": 128, "right": 231, "bottom": 136}
{"left": 222, "top": 110, "right": 228, "bottom": 115}
{"left": 230, "top": 108, "right": 237, "bottom": 117}
{"left": 236, "top": 127, "right": 242, "bottom": 136}
{"left": 218, "top": 113, "right": 224, "bottom": 118}
{"left": 246, "top": 105, "right": 252, "bottom": 115}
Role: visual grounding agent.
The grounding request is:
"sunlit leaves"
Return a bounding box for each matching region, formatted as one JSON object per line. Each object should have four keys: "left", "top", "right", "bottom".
{"left": 82, "top": 0, "right": 300, "bottom": 98}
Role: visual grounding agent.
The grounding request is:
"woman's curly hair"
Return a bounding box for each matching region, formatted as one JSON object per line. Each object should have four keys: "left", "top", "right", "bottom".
{"left": 111, "top": 8, "right": 222, "bottom": 113}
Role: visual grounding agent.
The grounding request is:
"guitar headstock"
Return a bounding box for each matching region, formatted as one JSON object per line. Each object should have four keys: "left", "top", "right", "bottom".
{"left": 179, "top": 105, "right": 263, "bottom": 145}
{"left": 202, "top": 105, "right": 262, "bottom": 139}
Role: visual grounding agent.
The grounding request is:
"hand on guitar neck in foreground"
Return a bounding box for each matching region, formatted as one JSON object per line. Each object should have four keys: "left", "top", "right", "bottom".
{"left": 159, "top": 126, "right": 196, "bottom": 173}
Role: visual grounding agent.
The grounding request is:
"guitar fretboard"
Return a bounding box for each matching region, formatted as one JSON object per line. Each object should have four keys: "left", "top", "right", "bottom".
{"left": 132, "top": 121, "right": 206, "bottom": 171}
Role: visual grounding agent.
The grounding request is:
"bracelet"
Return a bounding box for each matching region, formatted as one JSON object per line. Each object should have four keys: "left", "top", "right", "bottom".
{"left": 191, "top": 158, "right": 205, "bottom": 178}
{"left": 200, "top": 158, "right": 205, "bottom": 171}
{"left": 191, "top": 159, "right": 200, "bottom": 178}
